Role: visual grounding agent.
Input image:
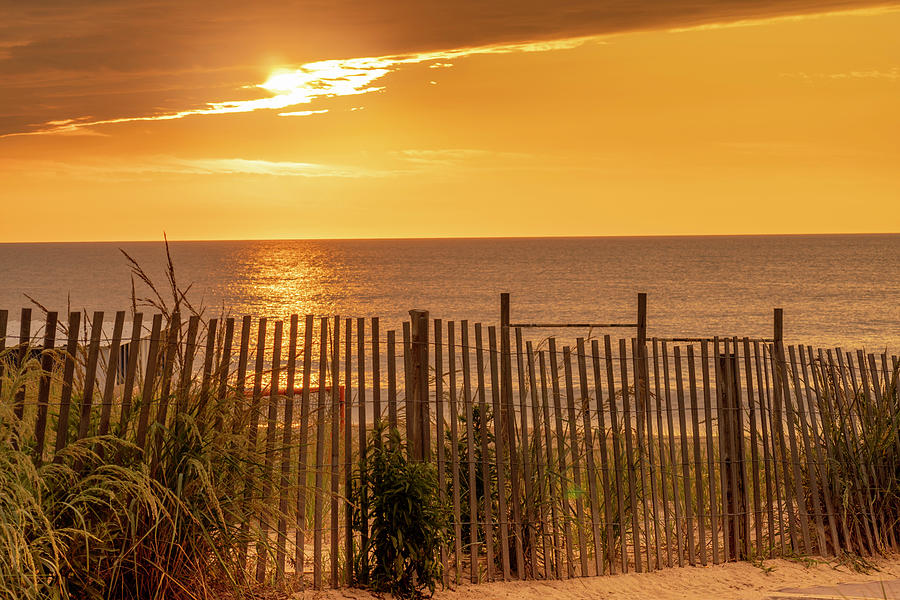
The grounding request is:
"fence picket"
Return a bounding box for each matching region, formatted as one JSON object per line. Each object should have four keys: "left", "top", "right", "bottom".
{"left": 577, "top": 338, "right": 604, "bottom": 576}
{"left": 653, "top": 339, "right": 674, "bottom": 568}
{"left": 460, "top": 321, "right": 480, "bottom": 583}
{"left": 517, "top": 328, "right": 539, "bottom": 577}
{"left": 34, "top": 312, "right": 58, "bottom": 463}
{"left": 661, "top": 341, "right": 684, "bottom": 566}
{"left": 314, "top": 317, "right": 328, "bottom": 589}
{"left": 591, "top": 339, "right": 615, "bottom": 575}
{"left": 296, "top": 315, "right": 314, "bottom": 579}
{"left": 276, "top": 315, "right": 298, "bottom": 581}
{"left": 98, "top": 311, "right": 125, "bottom": 438}
{"left": 447, "top": 321, "right": 463, "bottom": 584}
{"left": 549, "top": 338, "right": 575, "bottom": 578}
{"left": 687, "top": 345, "right": 706, "bottom": 565}
{"left": 475, "top": 324, "right": 496, "bottom": 581}
{"left": 488, "top": 327, "right": 512, "bottom": 580}
{"left": 12, "top": 308, "right": 32, "bottom": 422}
{"left": 54, "top": 312, "right": 82, "bottom": 459}
{"left": 76, "top": 311, "right": 104, "bottom": 441}
{"left": 257, "top": 319, "right": 283, "bottom": 581}
{"left": 536, "top": 346, "right": 563, "bottom": 578}
{"left": 604, "top": 335, "right": 628, "bottom": 573}
{"left": 674, "top": 347, "right": 695, "bottom": 564}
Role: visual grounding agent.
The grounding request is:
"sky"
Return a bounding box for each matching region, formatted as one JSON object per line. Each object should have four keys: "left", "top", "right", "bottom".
{"left": 1, "top": 1, "right": 898, "bottom": 241}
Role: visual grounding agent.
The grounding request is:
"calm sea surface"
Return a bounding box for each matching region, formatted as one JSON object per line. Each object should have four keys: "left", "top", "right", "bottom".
{"left": 0, "top": 235, "right": 897, "bottom": 351}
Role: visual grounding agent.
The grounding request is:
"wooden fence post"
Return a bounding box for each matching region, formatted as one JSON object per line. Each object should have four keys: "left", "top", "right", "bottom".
{"left": 409, "top": 309, "right": 429, "bottom": 462}
{"left": 718, "top": 350, "right": 748, "bottom": 559}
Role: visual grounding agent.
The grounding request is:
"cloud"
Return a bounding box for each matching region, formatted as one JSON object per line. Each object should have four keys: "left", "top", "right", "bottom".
{"left": 4, "top": 38, "right": 594, "bottom": 136}
{"left": 0, "top": 156, "right": 395, "bottom": 180}
{"left": 781, "top": 67, "right": 900, "bottom": 80}
{"left": 396, "top": 148, "right": 536, "bottom": 167}
{"left": 1, "top": 1, "right": 895, "bottom": 135}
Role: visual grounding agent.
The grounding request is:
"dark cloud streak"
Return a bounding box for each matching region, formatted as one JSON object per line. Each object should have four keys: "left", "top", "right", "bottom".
{"left": 0, "top": 0, "right": 893, "bottom": 134}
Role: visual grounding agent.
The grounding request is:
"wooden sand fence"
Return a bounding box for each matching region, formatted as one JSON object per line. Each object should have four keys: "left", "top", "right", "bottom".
{"left": 1, "top": 294, "right": 898, "bottom": 588}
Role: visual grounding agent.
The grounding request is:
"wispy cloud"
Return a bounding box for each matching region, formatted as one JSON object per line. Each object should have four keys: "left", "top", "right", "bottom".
{"left": 9, "top": 38, "right": 593, "bottom": 137}
{"left": 781, "top": 67, "right": 900, "bottom": 80}
{"left": 396, "top": 148, "right": 536, "bottom": 167}
{"left": 1, "top": 156, "right": 396, "bottom": 179}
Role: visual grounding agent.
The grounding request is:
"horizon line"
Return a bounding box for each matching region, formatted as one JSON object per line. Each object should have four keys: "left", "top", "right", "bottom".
{"left": 0, "top": 231, "right": 898, "bottom": 244}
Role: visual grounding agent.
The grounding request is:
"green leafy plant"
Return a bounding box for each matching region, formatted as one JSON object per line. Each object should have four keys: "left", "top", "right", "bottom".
{"left": 353, "top": 424, "right": 450, "bottom": 599}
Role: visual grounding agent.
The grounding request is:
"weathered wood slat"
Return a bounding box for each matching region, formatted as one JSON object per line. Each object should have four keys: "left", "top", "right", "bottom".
{"left": 517, "top": 328, "right": 539, "bottom": 577}
{"left": 799, "top": 345, "right": 839, "bottom": 555}
{"left": 604, "top": 335, "right": 628, "bottom": 573}
{"left": 257, "top": 319, "right": 283, "bottom": 581}
{"left": 762, "top": 344, "right": 788, "bottom": 555}
{"left": 631, "top": 338, "right": 654, "bottom": 571}
{"left": 460, "top": 321, "right": 480, "bottom": 583}
{"left": 549, "top": 338, "right": 575, "bottom": 578}
{"left": 12, "top": 308, "right": 32, "bottom": 422}
{"left": 700, "top": 340, "right": 720, "bottom": 563}
{"left": 313, "top": 317, "right": 328, "bottom": 589}
{"left": 331, "top": 316, "right": 341, "bottom": 588}
{"left": 687, "top": 345, "right": 707, "bottom": 565}
{"left": 434, "top": 319, "right": 448, "bottom": 585}
{"left": 642, "top": 339, "right": 663, "bottom": 570}
{"left": 673, "top": 346, "right": 696, "bottom": 565}
{"left": 371, "top": 317, "right": 381, "bottom": 427}
{"left": 576, "top": 338, "right": 603, "bottom": 576}
{"left": 197, "top": 318, "right": 216, "bottom": 418}
{"left": 653, "top": 339, "right": 674, "bottom": 568}
{"left": 536, "top": 345, "right": 563, "bottom": 578}
{"left": 593, "top": 339, "right": 616, "bottom": 574}
{"left": 344, "top": 317, "right": 353, "bottom": 585}
{"left": 356, "top": 317, "right": 369, "bottom": 584}
{"left": 0, "top": 310, "right": 8, "bottom": 399}
{"left": 787, "top": 346, "right": 827, "bottom": 555}
{"left": 527, "top": 339, "right": 552, "bottom": 577}
{"left": 54, "top": 312, "right": 82, "bottom": 459}
{"left": 76, "top": 311, "right": 104, "bottom": 442}
{"left": 488, "top": 327, "right": 512, "bottom": 580}
{"left": 175, "top": 315, "right": 199, "bottom": 418}
{"left": 117, "top": 313, "right": 143, "bottom": 437}
{"left": 296, "top": 315, "right": 315, "bottom": 579}
{"left": 501, "top": 328, "right": 525, "bottom": 580}
{"left": 135, "top": 313, "right": 163, "bottom": 450}
{"left": 448, "top": 321, "right": 463, "bottom": 584}
{"left": 387, "top": 330, "right": 398, "bottom": 430}
{"left": 276, "top": 315, "right": 298, "bottom": 581}
{"left": 212, "top": 317, "right": 234, "bottom": 431}
{"left": 753, "top": 341, "right": 776, "bottom": 556}
{"left": 713, "top": 338, "right": 731, "bottom": 561}
{"left": 475, "top": 324, "right": 496, "bottom": 581}
{"left": 661, "top": 341, "right": 684, "bottom": 566}
{"left": 34, "top": 311, "right": 59, "bottom": 463}
{"left": 742, "top": 339, "right": 762, "bottom": 556}
{"left": 619, "top": 338, "right": 642, "bottom": 572}
{"left": 562, "top": 345, "right": 588, "bottom": 575}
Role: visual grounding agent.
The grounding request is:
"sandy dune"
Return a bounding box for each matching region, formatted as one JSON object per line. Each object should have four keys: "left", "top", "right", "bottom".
{"left": 290, "top": 556, "right": 900, "bottom": 600}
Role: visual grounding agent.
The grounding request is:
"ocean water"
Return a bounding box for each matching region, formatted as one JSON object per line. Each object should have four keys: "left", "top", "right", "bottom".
{"left": 0, "top": 234, "right": 897, "bottom": 351}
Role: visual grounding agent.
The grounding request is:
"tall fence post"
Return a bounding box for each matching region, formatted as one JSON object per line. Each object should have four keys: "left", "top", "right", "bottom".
{"left": 409, "top": 309, "right": 429, "bottom": 462}
{"left": 718, "top": 350, "right": 747, "bottom": 559}
{"left": 637, "top": 293, "right": 647, "bottom": 350}
{"left": 636, "top": 292, "right": 648, "bottom": 405}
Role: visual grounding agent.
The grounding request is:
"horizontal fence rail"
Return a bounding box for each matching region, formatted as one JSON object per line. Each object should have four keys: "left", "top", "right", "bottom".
{"left": 1, "top": 304, "right": 898, "bottom": 590}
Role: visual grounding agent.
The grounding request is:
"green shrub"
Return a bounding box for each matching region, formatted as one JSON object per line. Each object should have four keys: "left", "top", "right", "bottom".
{"left": 352, "top": 425, "right": 450, "bottom": 599}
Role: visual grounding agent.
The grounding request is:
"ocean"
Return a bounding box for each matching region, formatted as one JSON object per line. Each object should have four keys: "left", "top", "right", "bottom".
{"left": 0, "top": 234, "right": 897, "bottom": 351}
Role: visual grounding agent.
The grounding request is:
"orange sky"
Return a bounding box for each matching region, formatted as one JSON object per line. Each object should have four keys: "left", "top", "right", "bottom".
{"left": 1, "top": 2, "right": 898, "bottom": 241}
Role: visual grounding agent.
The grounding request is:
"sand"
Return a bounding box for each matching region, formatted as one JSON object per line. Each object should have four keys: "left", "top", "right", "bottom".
{"left": 289, "top": 556, "right": 900, "bottom": 600}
